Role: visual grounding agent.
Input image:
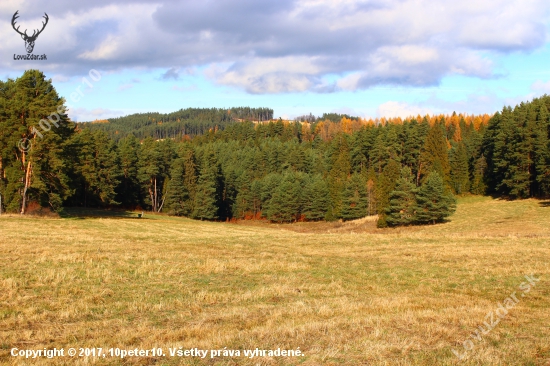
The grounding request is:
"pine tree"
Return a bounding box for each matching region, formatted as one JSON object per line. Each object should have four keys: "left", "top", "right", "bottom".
{"left": 415, "top": 171, "right": 456, "bottom": 224}
{"left": 366, "top": 167, "right": 377, "bottom": 216}
{"left": 449, "top": 142, "right": 470, "bottom": 194}
{"left": 471, "top": 155, "right": 487, "bottom": 195}
{"left": 138, "top": 138, "right": 165, "bottom": 212}
{"left": 419, "top": 122, "right": 451, "bottom": 185}
{"left": 70, "top": 130, "right": 121, "bottom": 207}
{"left": 534, "top": 103, "right": 550, "bottom": 196}
{"left": 402, "top": 119, "right": 423, "bottom": 179}
{"left": 181, "top": 146, "right": 198, "bottom": 209}
{"left": 235, "top": 170, "right": 254, "bottom": 218}
{"left": 0, "top": 70, "right": 75, "bottom": 213}
{"left": 165, "top": 158, "right": 192, "bottom": 216}
{"left": 327, "top": 135, "right": 351, "bottom": 219}
{"left": 259, "top": 173, "right": 282, "bottom": 217}
{"left": 375, "top": 160, "right": 401, "bottom": 228}
{"left": 386, "top": 167, "right": 417, "bottom": 226}
{"left": 192, "top": 150, "right": 222, "bottom": 220}
{"left": 341, "top": 173, "right": 367, "bottom": 221}
{"left": 117, "top": 134, "right": 141, "bottom": 207}
{"left": 266, "top": 172, "right": 302, "bottom": 223}
{"left": 302, "top": 174, "right": 330, "bottom": 221}
{"left": 483, "top": 98, "right": 550, "bottom": 198}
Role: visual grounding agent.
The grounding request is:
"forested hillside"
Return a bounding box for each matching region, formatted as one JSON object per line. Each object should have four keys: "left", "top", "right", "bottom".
{"left": 1, "top": 70, "right": 549, "bottom": 226}
{"left": 79, "top": 107, "right": 274, "bottom": 141}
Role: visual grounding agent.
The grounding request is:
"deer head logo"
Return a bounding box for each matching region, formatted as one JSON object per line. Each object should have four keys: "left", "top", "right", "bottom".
{"left": 12, "top": 11, "right": 49, "bottom": 54}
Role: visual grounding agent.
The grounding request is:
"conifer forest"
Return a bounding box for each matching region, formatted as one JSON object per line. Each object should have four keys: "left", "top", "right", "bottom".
{"left": 1, "top": 70, "right": 550, "bottom": 226}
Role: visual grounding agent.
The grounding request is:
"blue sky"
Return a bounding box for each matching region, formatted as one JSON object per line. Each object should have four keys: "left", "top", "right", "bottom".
{"left": 2, "top": 0, "right": 550, "bottom": 121}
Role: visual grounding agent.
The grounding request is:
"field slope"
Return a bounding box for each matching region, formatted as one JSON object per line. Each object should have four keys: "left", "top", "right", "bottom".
{"left": 1, "top": 196, "right": 549, "bottom": 365}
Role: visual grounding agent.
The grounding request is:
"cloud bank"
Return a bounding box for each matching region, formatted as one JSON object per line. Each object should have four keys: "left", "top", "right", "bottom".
{"left": 1, "top": 0, "right": 549, "bottom": 94}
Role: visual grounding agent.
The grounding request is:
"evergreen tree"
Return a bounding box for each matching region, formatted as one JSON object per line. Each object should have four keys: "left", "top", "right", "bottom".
{"left": 341, "top": 173, "right": 367, "bottom": 221}
{"left": 0, "top": 70, "right": 74, "bottom": 213}
{"left": 235, "top": 170, "right": 254, "bottom": 218}
{"left": 534, "top": 103, "right": 550, "bottom": 196}
{"left": 402, "top": 119, "right": 423, "bottom": 180}
{"left": 266, "top": 172, "right": 302, "bottom": 223}
{"left": 165, "top": 158, "right": 192, "bottom": 216}
{"left": 192, "top": 150, "right": 222, "bottom": 220}
{"left": 386, "top": 167, "right": 417, "bottom": 226}
{"left": 302, "top": 174, "right": 330, "bottom": 221}
{"left": 259, "top": 173, "right": 282, "bottom": 217}
{"left": 482, "top": 99, "right": 550, "bottom": 198}
{"left": 415, "top": 171, "right": 456, "bottom": 224}
{"left": 138, "top": 138, "right": 167, "bottom": 212}
{"left": 449, "top": 142, "right": 470, "bottom": 194}
{"left": 327, "top": 135, "right": 351, "bottom": 219}
{"left": 72, "top": 129, "right": 121, "bottom": 207}
{"left": 471, "top": 155, "right": 488, "bottom": 195}
{"left": 376, "top": 159, "right": 401, "bottom": 224}
{"left": 117, "top": 134, "right": 141, "bottom": 207}
{"left": 419, "top": 122, "right": 451, "bottom": 185}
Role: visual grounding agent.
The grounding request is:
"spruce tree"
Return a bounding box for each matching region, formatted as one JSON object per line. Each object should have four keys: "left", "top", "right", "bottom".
{"left": 302, "top": 174, "right": 330, "bottom": 221}
{"left": 266, "top": 172, "right": 302, "bottom": 223}
{"left": 165, "top": 158, "right": 192, "bottom": 216}
{"left": 386, "top": 167, "right": 417, "bottom": 226}
{"left": 259, "top": 173, "right": 282, "bottom": 217}
{"left": 70, "top": 129, "right": 122, "bottom": 207}
{"left": 471, "top": 155, "right": 488, "bottom": 195}
{"left": 449, "top": 142, "right": 470, "bottom": 194}
{"left": 235, "top": 170, "right": 254, "bottom": 218}
{"left": 415, "top": 171, "right": 456, "bottom": 224}
{"left": 327, "top": 135, "right": 351, "bottom": 219}
{"left": 419, "top": 122, "right": 451, "bottom": 185}
{"left": 341, "top": 173, "right": 367, "bottom": 221}
{"left": 534, "top": 103, "right": 550, "bottom": 196}
{"left": 117, "top": 134, "right": 141, "bottom": 207}
{"left": 402, "top": 119, "right": 423, "bottom": 180}
{"left": 192, "top": 151, "right": 222, "bottom": 220}
{"left": 375, "top": 160, "right": 400, "bottom": 228}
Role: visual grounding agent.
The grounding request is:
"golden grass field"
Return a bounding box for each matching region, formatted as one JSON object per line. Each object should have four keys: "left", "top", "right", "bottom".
{"left": 0, "top": 196, "right": 549, "bottom": 365}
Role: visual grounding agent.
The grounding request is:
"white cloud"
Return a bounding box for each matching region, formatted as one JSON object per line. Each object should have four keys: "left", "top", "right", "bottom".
{"left": 68, "top": 107, "right": 122, "bottom": 122}
{"left": 205, "top": 56, "right": 329, "bottom": 93}
{"left": 1, "top": 0, "right": 549, "bottom": 93}
{"left": 531, "top": 80, "right": 550, "bottom": 94}
{"left": 376, "top": 101, "right": 432, "bottom": 118}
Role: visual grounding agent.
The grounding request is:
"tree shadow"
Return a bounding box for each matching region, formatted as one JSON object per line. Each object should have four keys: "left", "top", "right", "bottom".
{"left": 59, "top": 207, "right": 148, "bottom": 220}
{"left": 539, "top": 201, "right": 550, "bottom": 207}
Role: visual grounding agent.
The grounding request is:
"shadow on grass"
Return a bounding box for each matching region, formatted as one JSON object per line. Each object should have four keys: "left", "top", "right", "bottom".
{"left": 59, "top": 207, "right": 148, "bottom": 220}
{"left": 539, "top": 201, "right": 550, "bottom": 207}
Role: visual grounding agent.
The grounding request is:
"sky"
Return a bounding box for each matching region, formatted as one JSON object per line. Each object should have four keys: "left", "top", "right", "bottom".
{"left": 2, "top": 0, "right": 550, "bottom": 121}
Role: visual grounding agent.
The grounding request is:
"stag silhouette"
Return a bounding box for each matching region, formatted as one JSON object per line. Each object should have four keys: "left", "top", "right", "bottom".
{"left": 12, "top": 11, "right": 49, "bottom": 54}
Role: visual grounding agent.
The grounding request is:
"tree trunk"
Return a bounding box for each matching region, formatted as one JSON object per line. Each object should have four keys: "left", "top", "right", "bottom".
{"left": 154, "top": 177, "right": 157, "bottom": 212}
{"left": 21, "top": 160, "right": 32, "bottom": 215}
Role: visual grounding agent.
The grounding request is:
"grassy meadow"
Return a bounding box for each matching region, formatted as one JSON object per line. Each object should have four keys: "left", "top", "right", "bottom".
{"left": 0, "top": 196, "right": 549, "bottom": 365}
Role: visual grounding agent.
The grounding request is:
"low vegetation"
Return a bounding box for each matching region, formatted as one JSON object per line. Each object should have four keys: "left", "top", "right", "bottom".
{"left": 1, "top": 196, "right": 549, "bottom": 365}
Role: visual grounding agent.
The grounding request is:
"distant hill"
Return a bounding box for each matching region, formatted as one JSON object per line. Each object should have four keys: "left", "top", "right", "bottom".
{"left": 78, "top": 107, "right": 274, "bottom": 140}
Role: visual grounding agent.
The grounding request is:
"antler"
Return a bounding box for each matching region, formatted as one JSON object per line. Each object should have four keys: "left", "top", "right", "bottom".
{"left": 11, "top": 11, "right": 49, "bottom": 39}
{"left": 11, "top": 10, "right": 27, "bottom": 37}
{"left": 29, "top": 13, "right": 49, "bottom": 39}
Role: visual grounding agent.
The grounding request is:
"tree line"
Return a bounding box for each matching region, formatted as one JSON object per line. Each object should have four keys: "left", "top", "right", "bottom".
{"left": 1, "top": 70, "right": 549, "bottom": 227}
{"left": 78, "top": 107, "right": 274, "bottom": 141}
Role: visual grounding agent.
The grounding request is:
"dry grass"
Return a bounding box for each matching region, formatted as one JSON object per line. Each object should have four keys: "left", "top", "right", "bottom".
{"left": 0, "top": 196, "right": 549, "bottom": 365}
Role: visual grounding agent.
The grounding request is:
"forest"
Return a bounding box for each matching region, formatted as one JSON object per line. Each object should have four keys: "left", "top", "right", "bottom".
{"left": 78, "top": 106, "right": 274, "bottom": 141}
{"left": 1, "top": 70, "right": 549, "bottom": 226}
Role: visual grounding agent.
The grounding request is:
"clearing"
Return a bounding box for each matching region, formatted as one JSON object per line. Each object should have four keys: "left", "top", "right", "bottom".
{"left": 0, "top": 196, "right": 549, "bottom": 365}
